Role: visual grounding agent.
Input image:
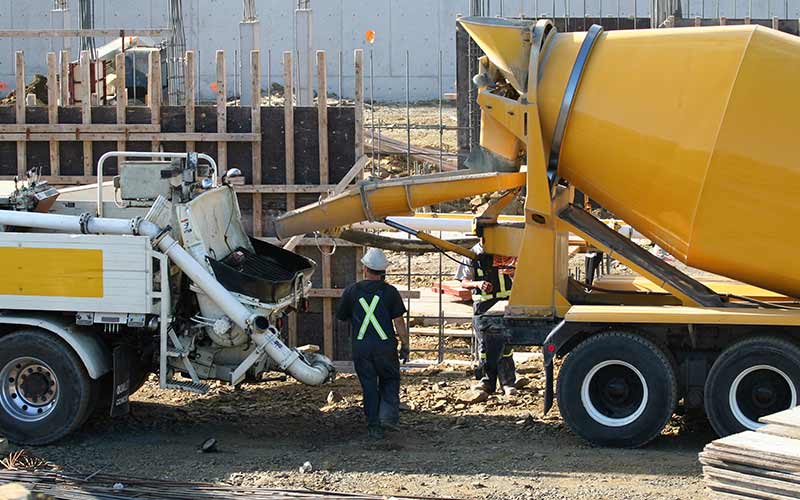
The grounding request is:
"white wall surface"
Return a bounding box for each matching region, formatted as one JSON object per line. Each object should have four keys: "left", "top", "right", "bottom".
{"left": 0, "top": 0, "right": 791, "bottom": 102}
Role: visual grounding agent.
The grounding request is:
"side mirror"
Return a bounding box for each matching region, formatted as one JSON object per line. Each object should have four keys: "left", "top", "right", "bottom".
{"left": 221, "top": 168, "right": 243, "bottom": 185}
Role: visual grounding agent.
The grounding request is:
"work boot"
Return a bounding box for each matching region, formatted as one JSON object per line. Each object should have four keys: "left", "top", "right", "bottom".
{"left": 503, "top": 385, "right": 519, "bottom": 396}
{"left": 471, "top": 380, "right": 494, "bottom": 394}
{"left": 368, "top": 426, "right": 385, "bottom": 440}
{"left": 381, "top": 421, "right": 401, "bottom": 433}
{"left": 514, "top": 377, "right": 530, "bottom": 390}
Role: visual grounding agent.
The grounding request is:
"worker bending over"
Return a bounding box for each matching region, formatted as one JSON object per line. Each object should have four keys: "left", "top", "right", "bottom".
{"left": 336, "top": 248, "right": 410, "bottom": 439}
{"left": 456, "top": 241, "right": 526, "bottom": 396}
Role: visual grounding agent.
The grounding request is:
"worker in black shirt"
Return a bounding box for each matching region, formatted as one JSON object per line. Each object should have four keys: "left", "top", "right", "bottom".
{"left": 336, "top": 248, "right": 409, "bottom": 440}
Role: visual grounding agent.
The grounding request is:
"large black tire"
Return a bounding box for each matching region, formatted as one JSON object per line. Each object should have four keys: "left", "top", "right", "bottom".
{"left": 705, "top": 336, "right": 800, "bottom": 437}
{"left": 0, "top": 329, "right": 94, "bottom": 445}
{"left": 557, "top": 332, "right": 677, "bottom": 448}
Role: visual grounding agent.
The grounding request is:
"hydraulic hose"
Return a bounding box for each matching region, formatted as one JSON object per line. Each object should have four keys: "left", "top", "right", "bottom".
{"left": 0, "top": 209, "right": 334, "bottom": 386}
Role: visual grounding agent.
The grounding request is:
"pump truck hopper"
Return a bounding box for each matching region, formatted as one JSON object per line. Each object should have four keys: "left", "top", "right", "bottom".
{"left": 275, "top": 19, "right": 800, "bottom": 447}
{"left": 0, "top": 152, "right": 334, "bottom": 445}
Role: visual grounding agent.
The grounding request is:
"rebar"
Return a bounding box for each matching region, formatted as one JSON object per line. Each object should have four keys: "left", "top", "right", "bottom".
{"left": 0, "top": 469, "right": 470, "bottom": 500}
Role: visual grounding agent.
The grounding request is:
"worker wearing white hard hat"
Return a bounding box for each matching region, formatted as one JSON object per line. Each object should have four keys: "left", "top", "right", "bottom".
{"left": 336, "top": 247, "right": 409, "bottom": 440}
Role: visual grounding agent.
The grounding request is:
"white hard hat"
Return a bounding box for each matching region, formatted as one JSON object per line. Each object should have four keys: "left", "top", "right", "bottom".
{"left": 361, "top": 248, "right": 389, "bottom": 272}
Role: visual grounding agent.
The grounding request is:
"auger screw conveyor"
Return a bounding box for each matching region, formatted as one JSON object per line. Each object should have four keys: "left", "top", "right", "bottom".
{"left": 274, "top": 18, "right": 800, "bottom": 447}
{"left": 0, "top": 152, "right": 333, "bottom": 445}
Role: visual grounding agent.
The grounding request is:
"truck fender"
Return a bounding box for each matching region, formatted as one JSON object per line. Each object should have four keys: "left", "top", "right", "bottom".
{"left": 0, "top": 312, "right": 111, "bottom": 379}
{"left": 541, "top": 320, "right": 582, "bottom": 415}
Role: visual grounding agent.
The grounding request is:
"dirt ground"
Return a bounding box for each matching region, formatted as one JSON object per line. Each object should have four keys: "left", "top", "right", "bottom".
{"left": 26, "top": 352, "right": 713, "bottom": 500}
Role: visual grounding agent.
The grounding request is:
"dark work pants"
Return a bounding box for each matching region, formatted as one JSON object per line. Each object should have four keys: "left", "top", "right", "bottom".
{"left": 474, "top": 299, "right": 516, "bottom": 393}
{"left": 353, "top": 349, "right": 401, "bottom": 428}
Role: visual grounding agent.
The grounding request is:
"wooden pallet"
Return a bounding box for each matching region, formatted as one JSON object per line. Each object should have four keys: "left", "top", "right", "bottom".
{"left": 700, "top": 407, "right": 800, "bottom": 499}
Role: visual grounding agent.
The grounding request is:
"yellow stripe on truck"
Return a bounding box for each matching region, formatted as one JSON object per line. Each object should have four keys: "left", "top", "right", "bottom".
{"left": 0, "top": 247, "right": 103, "bottom": 298}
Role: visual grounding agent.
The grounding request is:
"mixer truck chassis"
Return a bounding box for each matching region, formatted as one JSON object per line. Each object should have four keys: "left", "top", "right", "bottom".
{"left": 270, "top": 17, "right": 800, "bottom": 448}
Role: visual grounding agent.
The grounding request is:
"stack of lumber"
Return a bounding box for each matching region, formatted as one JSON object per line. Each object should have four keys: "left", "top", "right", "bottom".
{"left": 700, "top": 407, "right": 800, "bottom": 499}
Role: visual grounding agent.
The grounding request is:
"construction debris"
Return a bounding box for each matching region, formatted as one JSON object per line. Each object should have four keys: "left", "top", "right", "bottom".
{"left": 700, "top": 406, "right": 800, "bottom": 499}
{"left": 0, "top": 470, "right": 469, "bottom": 500}
{"left": 0, "top": 75, "right": 48, "bottom": 105}
{"left": 456, "top": 389, "right": 489, "bottom": 405}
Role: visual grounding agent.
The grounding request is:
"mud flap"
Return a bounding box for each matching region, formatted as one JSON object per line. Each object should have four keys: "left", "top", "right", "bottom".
{"left": 110, "top": 346, "right": 131, "bottom": 417}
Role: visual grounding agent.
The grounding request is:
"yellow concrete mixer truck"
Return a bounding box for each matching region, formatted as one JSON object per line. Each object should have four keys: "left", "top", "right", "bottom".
{"left": 0, "top": 152, "right": 334, "bottom": 445}
{"left": 274, "top": 18, "right": 800, "bottom": 447}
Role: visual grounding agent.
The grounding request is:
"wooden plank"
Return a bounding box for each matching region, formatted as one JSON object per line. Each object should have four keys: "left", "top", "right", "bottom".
{"left": 15, "top": 51, "right": 25, "bottom": 176}
{"left": 255, "top": 236, "right": 359, "bottom": 247}
{"left": 251, "top": 50, "right": 263, "bottom": 237}
{"left": 0, "top": 124, "right": 161, "bottom": 133}
{"left": 216, "top": 50, "right": 226, "bottom": 173}
{"left": 333, "top": 156, "right": 368, "bottom": 193}
{"left": 283, "top": 51, "right": 295, "bottom": 211}
{"left": 316, "top": 50, "right": 334, "bottom": 358}
{"left": 47, "top": 52, "right": 59, "bottom": 176}
{"left": 354, "top": 49, "right": 363, "bottom": 159}
{"left": 60, "top": 49, "right": 70, "bottom": 105}
{"left": 317, "top": 50, "right": 329, "bottom": 185}
{"left": 760, "top": 407, "right": 800, "bottom": 429}
{"left": 288, "top": 312, "right": 298, "bottom": 348}
{"left": 704, "top": 466, "right": 800, "bottom": 499}
{"left": 354, "top": 246, "right": 364, "bottom": 282}
{"left": 0, "top": 132, "right": 256, "bottom": 142}
{"left": 307, "top": 288, "right": 420, "bottom": 299}
{"left": 703, "top": 448, "right": 800, "bottom": 474}
{"left": 115, "top": 52, "right": 127, "bottom": 165}
{"left": 80, "top": 50, "right": 92, "bottom": 176}
{"left": 711, "top": 432, "right": 800, "bottom": 464}
{"left": 0, "top": 28, "right": 172, "bottom": 38}
{"left": 234, "top": 184, "right": 336, "bottom": 194}
{"left": 705, "top": 478, "right": 798, "bottom": 500}
{"left": 759, "top": 424, "right": 800, "bottom": 441}
{"left": 0, "top": 175, "right": 115, "bottom": 185}
{"left": 701, "top": 457, "right": 800, "bottom": 487}
{"left": 149, "top": 51, "right": 161, "bottom": 153}
{"left": 322, "top": 251, "right": 333, "bottom": 357}
{"left": 184, "top": 51, "right": 195, "bottom": 153}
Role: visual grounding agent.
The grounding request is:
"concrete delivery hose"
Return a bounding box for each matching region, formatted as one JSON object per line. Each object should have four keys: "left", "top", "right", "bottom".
{"left": 0, "top": 210, "right": 334, "bottom": 386}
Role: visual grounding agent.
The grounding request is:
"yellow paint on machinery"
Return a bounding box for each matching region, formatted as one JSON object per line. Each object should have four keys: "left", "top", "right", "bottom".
{"left": 565, "top": 305, "right": 800, "bottom": 326}
{"left": 0, "top": 247, "right": 103, "bottom": 298}
{"left": 459, "top": 18, "right": 800, "bottom": 303}
{"left": 274, "top": 171, "right": 525, "bottom": 239}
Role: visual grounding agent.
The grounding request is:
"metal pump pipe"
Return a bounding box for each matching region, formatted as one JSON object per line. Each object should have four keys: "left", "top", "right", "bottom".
{"left": 0, "top": 209, "right": 334, "bottom": 386}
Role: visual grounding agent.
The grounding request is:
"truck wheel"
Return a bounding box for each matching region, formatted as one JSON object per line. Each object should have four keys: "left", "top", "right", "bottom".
{"left": 705, "top": 336, "right": 800, "bottom": 437}
{"left": 557, "top": 332, "right": 677, "bottom": 448}
{"left": 0, "top": 330, "right": 93, "bottom": 445}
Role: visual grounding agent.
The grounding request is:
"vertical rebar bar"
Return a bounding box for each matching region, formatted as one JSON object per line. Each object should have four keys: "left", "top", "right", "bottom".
{"left": 132, "top": 51, "right": 137, "bottom": 101}
{"left": 370, "top": 49, "right": 376, "bottom": 175}
{"left": 338, "top": 50, "right": 343, "bottom": 106}
{"left": 405, "top": 49, "right": 412, "bottom": 334}
{"left": 268, "top": 49, "right": 272, "bottom": 106}
{"left": 437, "top": 48, "right": 445, "bottom": 364}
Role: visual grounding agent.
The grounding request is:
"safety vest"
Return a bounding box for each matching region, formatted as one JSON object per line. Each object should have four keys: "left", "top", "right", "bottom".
{"left": 357, "top": 295, "right": 389, "bottom": 341}
{"left": 476, "top": 267, "right": 512, "bottom": 302}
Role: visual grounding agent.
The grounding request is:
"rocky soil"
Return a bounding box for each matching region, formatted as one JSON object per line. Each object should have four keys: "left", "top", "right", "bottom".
{"left": 21, "top": 354, "right": 713, "bottom": 499}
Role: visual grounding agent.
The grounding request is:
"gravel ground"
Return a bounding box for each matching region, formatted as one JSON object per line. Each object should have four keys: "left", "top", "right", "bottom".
{"left": 23, "top": 355, "right": 713, "bottom": 500}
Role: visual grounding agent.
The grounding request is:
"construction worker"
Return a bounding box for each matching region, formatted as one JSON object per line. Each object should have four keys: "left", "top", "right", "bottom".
{"left": 455, "top": 241, "right": 525, "bottom": 396}
{"left": 336, "top": 248, "right": 410, "bottom": 440}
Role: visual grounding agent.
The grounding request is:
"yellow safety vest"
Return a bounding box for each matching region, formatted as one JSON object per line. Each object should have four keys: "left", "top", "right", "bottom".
{"left": 476, "top": 268, "right": 512, "bottom": 302}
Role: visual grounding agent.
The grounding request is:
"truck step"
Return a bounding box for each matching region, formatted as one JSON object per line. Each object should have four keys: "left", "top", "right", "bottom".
{"left": 165, "top": 380, "right": 210, "bottom": 394}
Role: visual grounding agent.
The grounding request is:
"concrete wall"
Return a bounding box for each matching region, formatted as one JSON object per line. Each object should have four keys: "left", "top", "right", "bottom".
{"left": 0, "top": 0, "right": 792, "bottom": 102}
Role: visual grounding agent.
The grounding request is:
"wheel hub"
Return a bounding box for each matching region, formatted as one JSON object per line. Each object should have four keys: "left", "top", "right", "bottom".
{"left": 730, "top": 364, "right": 796, "bottom": 430}
{"left": 581, "top": 360, "right": 648, "bottom": 427}
{"left": 0, "top": 357, "right": 59, "bottom": 422}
